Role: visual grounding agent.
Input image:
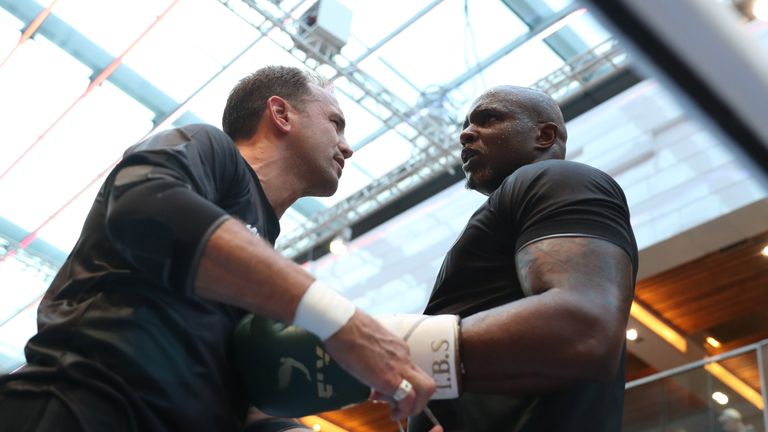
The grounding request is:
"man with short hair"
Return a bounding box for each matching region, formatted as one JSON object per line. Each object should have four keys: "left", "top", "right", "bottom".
{"left": 0, "top": 65, "right": 436, "bottom": 432}
{"left": 408, "top": 85, "right": 638, "bottom": 431}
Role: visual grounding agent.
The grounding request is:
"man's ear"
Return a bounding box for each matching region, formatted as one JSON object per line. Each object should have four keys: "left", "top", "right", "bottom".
{"left": 266, "top": 96, "right": 291, "bottom": 133}
{"left": 535, "top": 122, "right": 558, "bottom": 149}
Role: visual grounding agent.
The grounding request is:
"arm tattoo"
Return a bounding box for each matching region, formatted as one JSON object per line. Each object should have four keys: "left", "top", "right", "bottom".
{"left": 516, "top": 237, "right": 634, "bottom": 315}
{"left": 516, "top": 237, "right": 584, "bottom": 296}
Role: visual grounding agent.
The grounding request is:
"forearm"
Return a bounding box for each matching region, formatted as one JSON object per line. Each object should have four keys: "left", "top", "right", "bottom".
{"left": 194, "top": 217, "right": 312, "bottom": 323}
{"left": 459, "top": 289, "right": 625, "bottom": 394}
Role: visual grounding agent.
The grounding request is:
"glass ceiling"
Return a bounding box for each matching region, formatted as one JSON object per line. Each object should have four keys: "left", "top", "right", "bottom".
{"left": 0, "top": 0, "right": 617, "bottom": 371}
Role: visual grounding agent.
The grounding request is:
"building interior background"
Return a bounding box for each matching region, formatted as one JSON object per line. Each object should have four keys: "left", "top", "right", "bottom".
{"left": 0, "top": 0, "right": 767, "bottom": 430}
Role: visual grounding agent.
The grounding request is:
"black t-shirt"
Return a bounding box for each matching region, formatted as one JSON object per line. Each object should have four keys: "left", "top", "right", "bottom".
{"left": 411, "top": 160, "right": 638, "bottom": 432}
{"left": 0, "top": 124, "right": 280, "bottom": 432}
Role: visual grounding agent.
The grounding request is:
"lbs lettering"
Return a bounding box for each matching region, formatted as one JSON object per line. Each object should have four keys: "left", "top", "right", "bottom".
{"left": 430, "top": 338, "right": 453, "bottom": 389}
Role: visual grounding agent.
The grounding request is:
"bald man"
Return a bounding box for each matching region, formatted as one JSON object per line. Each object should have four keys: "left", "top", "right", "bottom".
{"left": 409, "top": 86, "right": 638, "bottom": 431}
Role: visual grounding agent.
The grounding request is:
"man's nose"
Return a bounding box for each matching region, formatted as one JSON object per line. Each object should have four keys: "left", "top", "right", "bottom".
{"left": 339, "top": 138, "right": 353, "bottom": 159}
{"left": 460, "top": 126, "right": 477, "bottom": 147}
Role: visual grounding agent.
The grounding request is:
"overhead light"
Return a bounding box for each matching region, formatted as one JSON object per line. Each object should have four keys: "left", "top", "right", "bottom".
{"left": 329, "top": 227, "right": 352, "bottom": 256}
{"left": 753, "top": 0, "right": 768, "bottom": 20}
{"left": 712, "top": 391, "right": 729, "bottom": 405}
{"left": 760, "top": 245, "right": 768, "bottom": 257}
{"left": 328, "top": 238, "right": 348, "bottom": 255}
{"left": 706, "top": 363, "right": 764, "bottom": 409}
{"left": 313, "top": 424, "right": 322, "bottom": 432}
{"left": 706, "top": 336, "right": 722, "bottom": 349}
{"left": 626, "top": 328, "right": 638, "bottom": 341}
{"left": 630, "top": 301, "right": 687, "bottom": 352}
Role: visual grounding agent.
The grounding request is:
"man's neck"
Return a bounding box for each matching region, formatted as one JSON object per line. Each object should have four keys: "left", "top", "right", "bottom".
{"left": 236, "top": 142, "right": 301, "bottom": 219}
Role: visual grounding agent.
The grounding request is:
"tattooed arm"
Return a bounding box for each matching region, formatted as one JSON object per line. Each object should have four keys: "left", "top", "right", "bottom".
{"left": 458, "top": 237, "right": 634, "bottom": 394}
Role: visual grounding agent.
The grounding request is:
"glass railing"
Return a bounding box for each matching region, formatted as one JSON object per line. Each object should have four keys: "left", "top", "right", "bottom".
{"left": 624, "top": 340, "right": 768, "bottom": 431}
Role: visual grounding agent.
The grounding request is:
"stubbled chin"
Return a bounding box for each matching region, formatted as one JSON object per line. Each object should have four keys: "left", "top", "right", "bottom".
{"left": 310, "top": 176, "right": 339, "bottom": 197}
{"left": 464, "top": 167, "right": 484, "bottom": 186}
{"left": 464, "top": 170, "right": 497, "bottom": 195}
{"left": 464, "top": 173, "right": 482, "bottom": 192}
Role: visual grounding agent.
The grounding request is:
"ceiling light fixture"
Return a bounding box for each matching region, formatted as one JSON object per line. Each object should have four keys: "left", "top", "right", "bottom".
{"left": 626, "top": 328, "right": 638, "bottom": 341}
{"left": 328, "top": 238, "right": 348, "bottom": 256}
{"left": 329, "top": 227, "right": 352, "bottom": 256}
{"left": 706, "top": 336, "right": 722, "bottom": 348}
{"left": 760, "top": 245, "right": 768, "bottom": 257}
{"left": 712, "top": 391, "right": 729, "bottom": 405}
{"left": 705, "top": 363, "right": 764, "bottom": 409}
{"left": 630, "top": 301, "right": 687, "bottom": 352}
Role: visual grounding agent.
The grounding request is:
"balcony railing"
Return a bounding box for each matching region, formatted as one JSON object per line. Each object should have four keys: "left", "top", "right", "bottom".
{"left": 624, "top": 339, "right": 768, "bottom": 431}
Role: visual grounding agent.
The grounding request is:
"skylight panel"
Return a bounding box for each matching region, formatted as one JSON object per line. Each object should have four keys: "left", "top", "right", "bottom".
{"left": 360, "top": 0, "right": 525, "bottom": 91}
{"left": 0, "top": 35, "right": 91, "bottom": 172}
{"left": 341, "top": 0, "right": 437, "bottom": 50}
{"left": 0, "top": 79, "right": 153, "bottom": 235}
{"left": 349, "top": 128, "right": 417, "bottom": 178}
{"left": 451, "top": 39, "right": 565, "bottom": 115}
{"left": 0, "top": 6, "right": 22, "bottom": 59}
{"left": 51, "top": 0, "right": 173, "bottom": 58}
{"left": 179, "top": 37, "right": 309, "bottom": 128}
{"left": 34, "top": 172, "right": 106, "bottom": 253}
{"left": 562, "top": 9, "right": 612, "bottom": 47}
{"left": 335, "top": 91, "right": 385, "bottom": 149}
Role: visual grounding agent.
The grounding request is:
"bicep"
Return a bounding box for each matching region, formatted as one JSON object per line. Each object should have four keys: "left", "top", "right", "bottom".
{"left": 515, "top": 236, "right": 634, "bottom": 319}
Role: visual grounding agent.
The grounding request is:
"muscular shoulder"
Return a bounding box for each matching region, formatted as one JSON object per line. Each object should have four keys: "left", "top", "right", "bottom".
{"left": 489, "top": 160, "right": 635, "bottom": 263}
{"left": 509, "top": 159, "right": 613, "bottom": 187}
{"left": 495, "top": 160, "right": 623, "bottom": 206}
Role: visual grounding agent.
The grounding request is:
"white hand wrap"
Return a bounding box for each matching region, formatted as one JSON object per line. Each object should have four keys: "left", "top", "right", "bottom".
{"left": 376, "top": 313, "right": 462, "bottom": 399}
{"left": 293, "top": 280, "right": 356, "bottom": 341}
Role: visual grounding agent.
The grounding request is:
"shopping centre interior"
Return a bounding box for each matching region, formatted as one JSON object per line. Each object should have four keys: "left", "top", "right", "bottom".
{"left": 1, "top": 0, "right": 768, "bottom": 430}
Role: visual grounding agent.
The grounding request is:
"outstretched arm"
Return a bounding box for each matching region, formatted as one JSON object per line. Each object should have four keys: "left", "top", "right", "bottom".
{"left": 195, "top": 218, "right": 437, "bottom": 419}
{"left": 459, "top": 236, "right": 634, "bottom": 394}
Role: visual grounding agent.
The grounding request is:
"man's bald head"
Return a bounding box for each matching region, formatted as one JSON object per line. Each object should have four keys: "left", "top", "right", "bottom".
{"left": 460, "top": 86, "right": 568, "bottom": 194}
{"left": 478, "top": 85, "right": 567, "bottom": 156}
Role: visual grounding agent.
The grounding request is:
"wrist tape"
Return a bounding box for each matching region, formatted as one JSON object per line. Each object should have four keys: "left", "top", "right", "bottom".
{"left": 293, "top": 280, "right": 356, "bottom": 341}
{"left": 376, "top": 313, "right": 462, "bottom": 399}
